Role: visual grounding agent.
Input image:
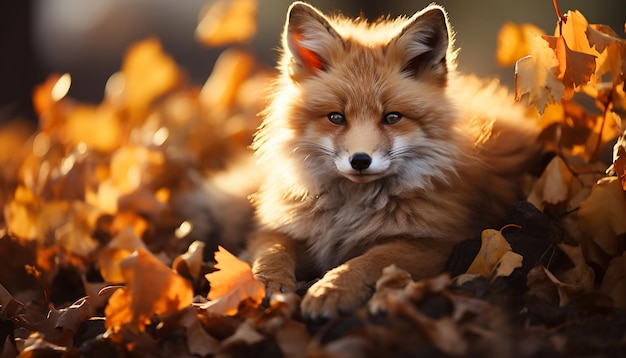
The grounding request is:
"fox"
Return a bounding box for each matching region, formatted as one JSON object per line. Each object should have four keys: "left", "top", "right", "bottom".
{"left": 247, "top": 1, "right": 539, "bottom": 319}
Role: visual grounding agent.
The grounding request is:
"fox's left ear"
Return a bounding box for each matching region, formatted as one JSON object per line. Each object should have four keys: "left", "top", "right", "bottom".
{"left": 283, "top": 2, "right": 343, "bottom": 81}
{"left": 389, "top": 5, "right": 450, "bottom": 86}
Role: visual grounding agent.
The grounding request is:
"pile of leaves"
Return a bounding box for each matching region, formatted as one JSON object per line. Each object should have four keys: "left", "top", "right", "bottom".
{"left": 0, "top": 0, "right": 625, "bottom": 356}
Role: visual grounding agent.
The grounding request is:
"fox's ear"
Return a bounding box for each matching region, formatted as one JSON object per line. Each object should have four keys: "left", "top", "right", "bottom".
{"left": 283, "top": 2, "right": 342, "bottom": 81}
{"left": 389, "top": 5, "right": 450, "bottom": 85}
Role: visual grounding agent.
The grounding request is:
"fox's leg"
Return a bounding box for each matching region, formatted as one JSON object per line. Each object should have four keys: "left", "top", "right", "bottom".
{"left": 301, "top": 239, "right": 453, "bottom": 319}
{"left": 249, "top": 230, "right": 298, "bottom": 295}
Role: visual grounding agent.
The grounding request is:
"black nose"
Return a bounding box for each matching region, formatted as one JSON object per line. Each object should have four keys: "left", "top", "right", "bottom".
{"left": 349, "top": 153, "right": 372, "bottom": 170}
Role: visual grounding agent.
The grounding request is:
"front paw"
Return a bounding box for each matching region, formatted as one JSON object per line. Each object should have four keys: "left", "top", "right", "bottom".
{"left": 252, "top": 265, "right": 297, "bottom": 297}
{"left": 300, "top": 266, "right": 374, "bottom": 320}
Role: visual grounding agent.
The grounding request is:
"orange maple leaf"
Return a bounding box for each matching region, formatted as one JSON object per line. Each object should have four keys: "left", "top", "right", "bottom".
{"left": 201, "top": 246, "right": 265, "bottom": 315}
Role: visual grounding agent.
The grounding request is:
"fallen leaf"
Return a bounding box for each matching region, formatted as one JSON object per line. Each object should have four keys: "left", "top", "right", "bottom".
{"left": 200, "top": 246, "right": 264, "bottom": 315}
{"left": 200, "top": 49, "right": 255, "bottom": 111}
{"left": 578, "top": 176, "right": 626, "bottom": 267}
{"left": 174, "top": 306, "right": 220, "bottom": 357}
{"left": 173, "top": 240, "right": 206, "bottom": 281}
{"left": 600, "top": 252, "right": 625, "bottom": 309}
{"left": 466, "top": 225, "right": 523, "bottom": 282}
{"left": 104, "top": 249, "right": 193, "bottom": 333}
{"left": 554, "top": 244, "right": 595, "bottom": 292}
{"left": 120, "top": 38, "right": 182, "bottom": 120}
{"left": 98, "top": 226, "right": 148, "bottom": 283}
{"left": 527, "top": 156, "right": 576, "bottom": 210}
{"left": 526, "top": 265, "right": 583, "bottom": 307}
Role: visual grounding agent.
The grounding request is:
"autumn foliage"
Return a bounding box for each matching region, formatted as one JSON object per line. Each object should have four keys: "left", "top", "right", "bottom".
{"left": 0, "top": 0, "right": 625, "bottom": 356}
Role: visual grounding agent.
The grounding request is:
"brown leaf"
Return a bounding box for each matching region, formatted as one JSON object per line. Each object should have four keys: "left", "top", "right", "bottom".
{"left": 578, "top": 176, "right": 626, "bottom": 267}
{"left": 600, "top": 253, "right": 626, "bottom": 309}
{"left": 104, "top": 249, "right": 193, "bottom": 333}
{"left": 173, "top": 240, "right": 206, "bottom": 281}
{"left": 554, "top": 244, "right": 595, "bottom": 292}
{"left": 175, "top": 306, "right": 220, "bottom": 357}
{"left": 526, "top": 265, "right": 584, "bottom": 307}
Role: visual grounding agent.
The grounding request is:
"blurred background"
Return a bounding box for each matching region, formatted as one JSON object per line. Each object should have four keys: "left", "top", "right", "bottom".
{"left": 1, "top": 0, "right": 624, "bottom": 126}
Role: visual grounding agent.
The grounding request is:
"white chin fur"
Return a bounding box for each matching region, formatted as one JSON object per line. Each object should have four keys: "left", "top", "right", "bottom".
{"left": 341, "top": 172, "right": 386, "bottom": 183}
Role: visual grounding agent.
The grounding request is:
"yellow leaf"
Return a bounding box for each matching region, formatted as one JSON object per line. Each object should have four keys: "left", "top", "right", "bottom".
{"left": 200, "top": 49, "right": 255, "bottom": 111}
{"left": 196, "top": 0, "right": 257, "bottom": 47}
{"left": 104, "top": 249, "right": 193, "bottom": 333}
{"left": 466, "top": 225, "right": 523, "bottom": 281}
{"left": 558, "top": 10, "right": 599, "bottom": 57}
{"left": 200, "top": 246, "right": 264, "bottom": 315}
{"left": 98, "top": 227, "right": 148, "bottom": 283}
{"left": 496, "top": 22, "right": 545, "bottom": 67}
{"left": 121, "top": 38, "right": 181, "bottom": 120}
{"left": 65, "top": 104, "right": 122, "bottom": 152}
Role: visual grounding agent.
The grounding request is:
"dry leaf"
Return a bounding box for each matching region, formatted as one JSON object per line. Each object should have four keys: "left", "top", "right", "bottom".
{"left": 200, "top": 49, "right": 255, "bottom": 111}
{"left": 600, "top": 253, "right": 625, "bottom": 309}
{"left": 196, "top": 0, "right": 257, "bottom": 47}
{"left": 527, "top": 156, "right": 576, "bottom": 210}
{"left": 120, "top": 38, "right": 182, "bottom": 120}
{"left": 173, "top": 240, "right": 206, "bottom": 281}
{"left": 542, "top": 35, "right": 597, "bottom": 99}
{"left": 588, "top": 24, "right": 626, "bottom": 86}
{"left": 614, "top": 142, "right": 626, "bottom": 191}
{"left": 64, "top": 104, "right": 122, "bottom": 152}
{"left": 104, "top": 249, "right": 193, "bottom": 333}
{"left": 514, "top": 36, "right": 565, "bottom": 113}
{"left": 98, "top": 226, "right": 148, "bottom": 283}
{"left": 466, "top": 226, "right": 523, "bottom": 282}
{"left": 578, "top": 176, "right": 626, "bottom": 266}
{"left": 497, "top": 22, "right": 545, "bottom": 67}
{"left": 200, "top": 246, "right": 264, "bottom": 315}
{"left": 555, "top": 244, "right": 595, "bottom": 292}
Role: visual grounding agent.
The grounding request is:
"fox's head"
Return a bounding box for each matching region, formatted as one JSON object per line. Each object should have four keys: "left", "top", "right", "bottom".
{"left": 257, "top": 2, "right": 467, "bottom": 192}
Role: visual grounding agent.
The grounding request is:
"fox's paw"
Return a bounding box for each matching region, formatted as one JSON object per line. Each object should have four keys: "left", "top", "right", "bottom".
{"left": 252, "top": 265, "right": 297, "bottom": 298}
{"left": 301, "top": 266, "right": 374, "bottom": 320}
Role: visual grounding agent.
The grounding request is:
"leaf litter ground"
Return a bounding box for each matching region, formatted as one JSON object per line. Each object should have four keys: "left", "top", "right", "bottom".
{"left": 1, "top": 1, "right": 625, "bottom": 356}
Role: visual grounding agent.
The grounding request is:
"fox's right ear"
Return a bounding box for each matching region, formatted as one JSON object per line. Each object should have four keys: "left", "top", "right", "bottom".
{"left": 283, "top": 2, "right": 342, "bottom": 81}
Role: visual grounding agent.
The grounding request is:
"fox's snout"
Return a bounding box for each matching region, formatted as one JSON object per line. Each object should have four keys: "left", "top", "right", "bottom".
{"left": 349, "top": 152, "right": 372, "bottom": 170}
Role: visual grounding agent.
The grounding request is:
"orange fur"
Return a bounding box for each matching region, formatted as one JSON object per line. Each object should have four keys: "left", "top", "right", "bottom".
{"left": 248, "top": 2, "right": 539, "bottom": 319}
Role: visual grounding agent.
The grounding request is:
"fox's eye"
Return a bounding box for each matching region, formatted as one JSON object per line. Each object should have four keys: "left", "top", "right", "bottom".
{"left": 382, "top": 112, "right": 403, "bottom": 125}
{"left": 328, "top": 112, "right": 346, "bottom": 125}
